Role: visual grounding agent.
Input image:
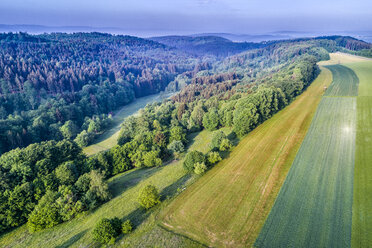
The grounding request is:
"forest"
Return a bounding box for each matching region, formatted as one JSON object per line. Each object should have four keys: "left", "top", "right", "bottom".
{"left": 0, "top": 32, "right": 370, "bottom": 236}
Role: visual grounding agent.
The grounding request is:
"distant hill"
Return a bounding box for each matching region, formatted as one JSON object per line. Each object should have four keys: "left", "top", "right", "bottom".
{"left": 0, "top": 24, "right": 124, "bottom": 34}
{"left": 191, "top": 32, "right": 292, "bottom": 42}
{"left": 149, "top": 35, "right": 264, "bottom": 57}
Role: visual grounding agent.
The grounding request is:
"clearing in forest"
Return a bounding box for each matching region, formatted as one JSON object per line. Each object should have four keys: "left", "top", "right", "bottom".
{"left": 83, "top": 93, "right": 162, "bottom": 155}
{"left": 160, "top": 67, "right": 332, "bottom": 247}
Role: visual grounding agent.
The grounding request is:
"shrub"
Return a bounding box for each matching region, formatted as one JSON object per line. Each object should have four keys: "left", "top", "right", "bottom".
{"left": 138, "top": 184, "right": 161, "bottom": 209}
{"left": 143, "top": 150, "right": 162, "bottom": 167}
{"left": 194, "top": 162, "right": 207, "bottom": 175}
{"left": 92, "top": 218, "right": 118, "bottom": 244}
{"left": 122, "top": 220, "right": 133, "bottom": 234}
{"left": 207, "top": 151, "right": 222, "bottom": 165}
{"left": 74, "top": 130, "right": 95, "bottom": 147}
{"left": 27, "top": 191, "right": 61, "bottom": 233}
{"left": 183, "top": 151, "right": 205, "bottom": 172}
{"left": 220, "top": 138, "right": 233, "bottom": 151}
{"left": 210, "top": 131, "right": 227, "bottom": 151}
{"left": 167, "top": 140, "right": 185, "bottom": 158}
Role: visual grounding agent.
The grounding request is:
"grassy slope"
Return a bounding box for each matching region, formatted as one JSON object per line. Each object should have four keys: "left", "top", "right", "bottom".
{"left": 83, "top": 93, "right": 162, "bottom": 156}
{"left": 161, "top": 67, "right": 332, "bottom": 247}
{"left": 0, "top": 128, "right": 229, "bottom": 248}
{"left": 345, "top": 60, "right": 372, "bottom": 247}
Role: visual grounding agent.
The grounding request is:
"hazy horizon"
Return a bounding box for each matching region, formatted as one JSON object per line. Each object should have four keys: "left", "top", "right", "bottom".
{"left": 1, "top": 0, "right": 372, "bottom": 38}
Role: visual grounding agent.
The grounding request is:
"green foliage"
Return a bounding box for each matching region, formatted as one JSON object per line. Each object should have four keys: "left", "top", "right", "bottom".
{"left": 202, "top": 108, "right": 220, "bottom": 130}
{"left": 167, "top": 140, "right": 185, "bottom": 157}
{"left": 138, "top": 184, "right": 161, "bottom": 209}
{"left": 194, "top": 162, "right": 208, "bottom": 175}
{"left": 28, "top": 191, "right": 61, "bottom": 233}
{"left": 233, "top": 101, "right": 259, "bottom": 137}
{"left": 92, "top": 218, "right": 120, "bottom": 244}
{"left": 60, "top": 121, "right": 79, "bottom": 140}
{"left": 143, "top": 150, "right": 162, "bottom": 167}
{"left": 122, "top": 220, "right": 133, "bottom": 234}
{"left": 110, "top": 145, "right": 132, "bottom": 175}
{"left": 220, "top": 138, "right": 233, "bottom": 151}
{"left": 207, "top": 151, "right": 222, "bottom": 165}
{"left": 55, "top": 161, "right": 78, "bottom": 185}
{"left": 169, "top": 126, "right": 187, "bottom": 143}
{"left": 210, "top": 131, "right": 227, "bottom": 151}
{"left": 183, "top": 150, "right": 206, "bottom": 172}
{"left": 83, "top": 170, "right": 111, "bottom": 209}
{"left": 74, "top": 130, "right": 95, "bottom": 147}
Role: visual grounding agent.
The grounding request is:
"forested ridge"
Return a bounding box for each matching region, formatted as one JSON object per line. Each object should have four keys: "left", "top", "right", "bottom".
{"left": 0, "top": 33, "right": 370, "bottom": 236}
{"left": 0, "top": 32, "right": 201, "bottom": 153}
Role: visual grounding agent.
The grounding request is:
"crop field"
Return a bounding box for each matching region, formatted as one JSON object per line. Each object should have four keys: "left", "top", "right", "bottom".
{"left": 160, "top": 67, "right": 332, "bottom": 247}
{"left": 353, "top": 96, "right": 372, "bottom": 247}
{"left": 83, "top": 93, "right": 162, "bottom": 156}
{"left": 256, "top": 53, "right": 372, "bottom": 248}
{"left": 323, "top": 64, "right": 359, "bottom": 96}
{"left": 255, "top": 97, "right": 356, "bottom": 248}
{"left": 346, "top": 61, "right": 372, "bottom": 96}
{"left": 346, "top": 60, "right": 372, "bottom": 247}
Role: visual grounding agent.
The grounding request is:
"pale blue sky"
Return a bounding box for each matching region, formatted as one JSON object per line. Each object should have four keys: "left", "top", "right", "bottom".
{"left": 0, "top": 0, "right": 371, "bottom": 35}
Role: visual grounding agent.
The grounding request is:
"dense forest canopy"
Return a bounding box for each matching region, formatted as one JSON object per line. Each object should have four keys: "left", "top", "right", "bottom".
{"left": 150, "top": 35, "right": 265, "bottom": 57}
{"left": 0, "top": 32, "right": 203, "bottom": 153}
{"left": 0, "top": 32, "right": 370, "bottom": 234}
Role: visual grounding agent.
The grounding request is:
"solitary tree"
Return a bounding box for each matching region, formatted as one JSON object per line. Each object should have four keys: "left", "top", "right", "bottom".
{"left": 137, "top": 184, "right": 161, "bottom": 209}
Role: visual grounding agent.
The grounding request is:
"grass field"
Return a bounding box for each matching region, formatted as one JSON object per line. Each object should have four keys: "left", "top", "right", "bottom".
{"left": 344, "top": 59, "right": 372, "bottom": 247}
{"left": 353, "top": 96, "right": 372, "bottom": 247}
{"left": 324, "top": 64, "right": 359, "bottom": 96}
{"left": 83, "top": 93, "right": 163, "bottom": 156}
{"left": 256, "top": 53, "right": 372, "bottom": 248}
{"left": 160, "top": 67, "right": 332, "bottom": 247}
{"left": 255, "top": 97, "right": 356, "bottom": 247}
{"left": 321, "top": 53, "right": 372, "bottom": 247}
{"left": 0, "top": 128, "right": 229, "bottom": 247}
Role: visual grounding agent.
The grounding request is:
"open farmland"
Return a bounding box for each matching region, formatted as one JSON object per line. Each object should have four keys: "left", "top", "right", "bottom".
{"left": 353, "top": 96, "right": 372, "bottom": 247}
{"left": 161, "top": 67, "right": 332, "bottom": 247}
{"left": 346, "top": 59, "right": 372, "bottom": 247}
{"left": 255, "top": 97, "right": 356, "bottom": 248}
{"left": 324, "top": 64, "right": 359, "bottom": 96}
{"left": 257, "top": 53, "right": 372, "bottom": 248}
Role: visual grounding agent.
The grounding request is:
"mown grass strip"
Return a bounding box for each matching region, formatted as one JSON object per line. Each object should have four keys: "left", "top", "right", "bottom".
{"left": 324, "top": 64, "right": 359, "bottom": 96}
{"left": 160, "top": 67, "right": 332, "bottom": 247}
{"left": 353, "top": 96, "right": 372, "bottom": 247}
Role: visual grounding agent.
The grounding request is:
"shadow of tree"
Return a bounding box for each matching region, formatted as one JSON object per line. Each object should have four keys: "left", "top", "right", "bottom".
{"left": 109, "top": 167, "right": 163, "bottom": 198}
{"left": 160, "top": 174, "right": 192, "bottom": 201}
{"left": 55, "top": 229, "right": 88, "bottom": 248}
{"left": 117, "top": 173, "right": 192, "bottom": 234}
{"left": 185, "top": 131, "right": 201, "bottom": 150}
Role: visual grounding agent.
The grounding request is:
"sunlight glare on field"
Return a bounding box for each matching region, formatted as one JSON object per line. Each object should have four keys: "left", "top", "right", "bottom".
{"left": 343, "top": 125, "right": 353, "bottom": 134}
